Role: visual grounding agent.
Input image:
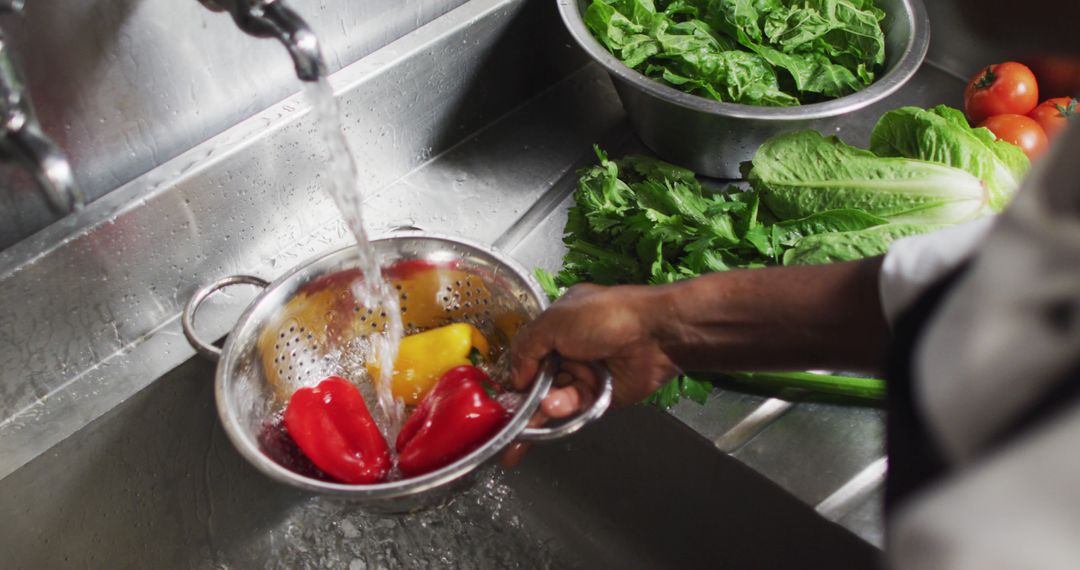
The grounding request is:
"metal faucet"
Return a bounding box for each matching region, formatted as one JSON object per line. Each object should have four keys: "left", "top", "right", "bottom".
{"left": 0, "top": 1, "right": 83, "bottom": 213}
{"left": 199, "top": 0, "right": 327, "bottom": 82}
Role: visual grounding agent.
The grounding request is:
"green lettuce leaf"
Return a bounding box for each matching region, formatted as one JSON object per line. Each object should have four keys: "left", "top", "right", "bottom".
{"left": 653, "top": 49, "right": 800, "bottom": 106}
{"left": 704, "top": 0, "right": 766, "bottom": 44}
{"left": 752, "top": 47, "right": 865, "bottom": 99}
{"left": 748, "top": 130, "right": 989, "bottom": 224}
{"left": 782, "top": 223, "right": 941, "bottom": 265}
{"left": 802, "top": 0, "right": 885, "bottom": 76}
{"left": 772, "top": 208, "right": 889, "bottom": 246}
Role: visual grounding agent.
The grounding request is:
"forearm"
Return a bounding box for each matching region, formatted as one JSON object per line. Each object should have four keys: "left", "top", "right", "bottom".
{"left": 648, "top": 257, "right": 888, "bottom": 374}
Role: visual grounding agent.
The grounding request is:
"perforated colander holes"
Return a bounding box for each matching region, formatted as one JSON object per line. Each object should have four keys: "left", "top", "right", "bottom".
{"left": 301, "top": 340, "right": 319, "bottom": 379}
{"left": 295, "top": 341, "right": 313, "bottom": 380}
{"left": 274, "top": 323, "right": 315, "bottom": 374}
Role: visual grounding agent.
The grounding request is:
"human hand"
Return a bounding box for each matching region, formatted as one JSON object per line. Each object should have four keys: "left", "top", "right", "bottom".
{"left": 500, "top": 283, "right": 681, "bottom": 466}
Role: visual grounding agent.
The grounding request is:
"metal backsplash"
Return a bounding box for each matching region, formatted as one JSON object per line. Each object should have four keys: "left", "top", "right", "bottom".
{"left": 924, "top": 0, "right": 1011, "bottom": 80}
{"left": 0, "top": 0, "right": 468, "bottom": 249}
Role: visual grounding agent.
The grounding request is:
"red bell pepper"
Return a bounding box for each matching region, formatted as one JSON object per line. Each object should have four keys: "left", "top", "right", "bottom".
{"left": 395, "top": 365, "right": 509, "bottom": 477}
{"left": 283, "top": 376, "right": 391, "bottom": 484}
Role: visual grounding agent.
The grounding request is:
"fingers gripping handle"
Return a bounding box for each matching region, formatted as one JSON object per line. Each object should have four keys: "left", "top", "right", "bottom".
{"left": 516, "top": 366, "right": 613, "bottom": 442}
{"left": 182, "top": 275, "right": 269, "bottom": 361}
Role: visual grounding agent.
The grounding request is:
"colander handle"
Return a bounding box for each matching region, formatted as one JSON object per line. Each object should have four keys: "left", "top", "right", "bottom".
{"left": 182, "top": 274, "right": 270, "bottom": 361}
{"left": 516, "top": 367, "right": 614, "bottom": 442}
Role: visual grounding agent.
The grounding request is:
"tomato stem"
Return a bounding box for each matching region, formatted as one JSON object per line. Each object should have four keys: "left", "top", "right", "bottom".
{"left": 1054, "top": 98, "right": 1078, "bottom": 119}
{"left": 975, "top": 67, "right": 996, "bottom": 90}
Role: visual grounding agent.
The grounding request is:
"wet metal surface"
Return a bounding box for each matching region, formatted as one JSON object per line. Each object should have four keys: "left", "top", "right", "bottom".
{"left": 731, "top": 404, "right": 886, "bottom": 506}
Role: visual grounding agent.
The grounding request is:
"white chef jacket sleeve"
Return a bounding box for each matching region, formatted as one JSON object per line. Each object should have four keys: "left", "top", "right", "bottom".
{"left": 887, "top": 123, "right": 1080, "bottom": 569}
{"left": 878, "top": 217, "right": 994, "bottom": 325}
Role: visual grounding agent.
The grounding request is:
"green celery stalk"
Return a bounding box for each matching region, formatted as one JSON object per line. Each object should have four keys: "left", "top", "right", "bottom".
{"left": 724, "top": 371, "right": 885, "bottom": 401}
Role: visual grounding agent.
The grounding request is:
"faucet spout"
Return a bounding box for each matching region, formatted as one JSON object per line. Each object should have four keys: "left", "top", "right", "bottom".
{"left": 3, "top": 122, "right": 81, "bottom": 212}
{"left": 199, "top": 0, "right": 327, "bottom": 82}
{"left": 0, "top": 12, "right": 83, "bottom": 213}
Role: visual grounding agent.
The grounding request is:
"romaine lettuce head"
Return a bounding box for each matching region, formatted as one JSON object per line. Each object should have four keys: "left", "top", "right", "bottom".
{"left": 869, "top": 105, "right": 1029, "bottom": 211}
{"left": 749, "top": 130, "right": 989, "bottom": 224}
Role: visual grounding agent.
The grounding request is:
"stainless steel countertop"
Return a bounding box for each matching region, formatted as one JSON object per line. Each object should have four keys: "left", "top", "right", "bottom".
{"left": 0, "top": 0, "right": 968, "bottom": 549}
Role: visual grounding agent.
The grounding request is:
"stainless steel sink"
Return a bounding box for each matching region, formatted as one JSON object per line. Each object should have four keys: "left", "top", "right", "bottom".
{"left": 0, "top": 356, "right": 877, "bottom": 568}
{"left": 0, "top": 0, "right": 974, "bottom": 560}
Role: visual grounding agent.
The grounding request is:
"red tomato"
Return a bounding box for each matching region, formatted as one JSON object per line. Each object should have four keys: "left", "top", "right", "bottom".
{"left": 1028, "top": 97, "right": 1077, "bottom": 140}
{"left": 964, "top": 62, "right": 1040, "bottom": 125}
{"left": 979, "top": 114, "right": 1049, "bottom": 160}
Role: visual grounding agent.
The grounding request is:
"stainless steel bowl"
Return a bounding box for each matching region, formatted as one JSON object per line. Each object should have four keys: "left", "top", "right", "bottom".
{"left": 557, "top": 0, "right": 930, "bottom": 178}
{"left": 182, "top": 233, "right": 612, "bottom": 512}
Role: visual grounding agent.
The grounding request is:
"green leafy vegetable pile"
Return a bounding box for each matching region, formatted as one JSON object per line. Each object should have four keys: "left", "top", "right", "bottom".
{"left": 538, "top": 105, "right": 1029, "bottom": 406}
{"left": 583, "top": 0, "right": 888, "bottom": 106}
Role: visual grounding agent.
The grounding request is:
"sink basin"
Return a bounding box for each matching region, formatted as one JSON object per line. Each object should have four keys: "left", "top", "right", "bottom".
{"left": 0, "top": 356, "right": 877, "bottom": 568}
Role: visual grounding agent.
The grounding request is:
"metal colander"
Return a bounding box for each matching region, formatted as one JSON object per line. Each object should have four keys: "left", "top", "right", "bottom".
{"left": 183, "top": 232, "right": 611, "bottom": 511}
{"left": 251, "top": 256, "right": 522, "bottom": 406}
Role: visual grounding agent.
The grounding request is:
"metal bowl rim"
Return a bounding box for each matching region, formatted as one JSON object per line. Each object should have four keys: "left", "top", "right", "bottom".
{"left": 555, "top": 0, "right": 930, "bottom": 121}
{"left": 213, "top": 231, "right": 553, "bottom": 498}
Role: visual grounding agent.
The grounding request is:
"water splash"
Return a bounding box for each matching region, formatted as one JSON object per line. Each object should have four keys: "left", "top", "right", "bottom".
{"left": 243, "top": 469, "right": 567, "bottom": 569}
{"left": 304, "top": 79, "right": 405, "bottom": 431}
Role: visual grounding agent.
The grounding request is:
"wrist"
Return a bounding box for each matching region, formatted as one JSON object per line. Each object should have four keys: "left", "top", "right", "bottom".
{"left": 635, "top": 281, "right": 698, "bottom": 368}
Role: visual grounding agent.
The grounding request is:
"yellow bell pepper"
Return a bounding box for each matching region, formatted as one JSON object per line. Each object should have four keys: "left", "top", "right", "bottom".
{"left": 367, "top": 323, "right": 490, "bottom": 405}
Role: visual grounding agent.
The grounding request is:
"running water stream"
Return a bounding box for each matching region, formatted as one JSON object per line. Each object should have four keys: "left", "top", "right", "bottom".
{"left": 304, "top": 78, "right": 406, "bottom": 432}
